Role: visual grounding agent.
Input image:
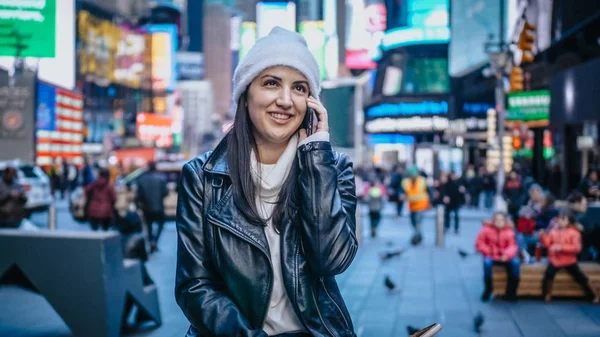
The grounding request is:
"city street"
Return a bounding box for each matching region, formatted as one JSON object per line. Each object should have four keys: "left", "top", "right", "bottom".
{"left": 2, "top": 202, "right": 600, "bottom": 337}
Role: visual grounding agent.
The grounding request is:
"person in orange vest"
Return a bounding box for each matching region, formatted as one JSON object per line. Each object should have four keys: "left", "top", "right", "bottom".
{"left": 401, "top": 165, "right": 430, "bottom": 245}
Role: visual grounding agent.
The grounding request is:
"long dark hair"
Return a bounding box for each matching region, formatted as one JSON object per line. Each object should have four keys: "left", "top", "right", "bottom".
{"left": 226, "top": 93, "right": 301, "bottom": 231}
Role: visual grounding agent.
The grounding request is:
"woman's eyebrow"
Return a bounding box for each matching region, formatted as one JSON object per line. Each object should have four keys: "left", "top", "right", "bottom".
{"left": 293, "top": 80, "right": 309, "bottom": 86}
{"left": 260, "top": 74, "right": 282, "bottom": 81}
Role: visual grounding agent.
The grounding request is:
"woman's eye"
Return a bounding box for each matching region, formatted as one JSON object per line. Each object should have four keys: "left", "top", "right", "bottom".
{"left": 294, "top": 85, "right": 307, "bottom": 93}
{"left": 264, "top": 80, "right": 278, "bottom": 86}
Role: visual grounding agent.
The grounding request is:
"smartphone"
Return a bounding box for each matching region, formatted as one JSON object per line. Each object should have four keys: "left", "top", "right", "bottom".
{"left": 410, "top": 323, "right": 442, "bottom": 337}
{"left": 302, "top": 107, "right": 316, "bottom": 136}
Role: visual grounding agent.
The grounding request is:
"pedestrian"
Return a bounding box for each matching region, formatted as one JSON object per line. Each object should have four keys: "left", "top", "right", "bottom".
{"left": 464, "top": 164, "right": 481, "bottom": 208}
{"left": 136, "top": 161, "right": 168, "bottom": 253}
{"left": 401, "top": 165, "right": 430, "bottom": 245}
{"left": 365, "top": 178, "right": 386, "bottom": 238}
{"left": 0, "top": 166, "right": 28, "bottom": 229}
{"left": 439, "top": 172, "right": 463, "bottom": 234}
{"left": 539, "top": 208, "right": 600, "bottom": 303}
{"left": 175, "top": 27, "right": 357, "bottom": 337}
{"left": 85, "top": 168, "right": 116, "bottom": 231}
{"left": 476, "top": 212, "right": 520, "bottom": 302}
{"left": 63, "top": 159, "right": 78, "bottom": 199}
{"left": 80, "top": 157, "right": 95, "bottom": 187}
{"left": 388, "top": 164, "right": 405, "bottom": 218}
{"left": 579, "top": 169, "right": 600, "bottom": 201}
{"left": 503, "top": 170, "right": 524, "bottom": 225}
{"left": 480, "top": 167, "right": 496, "bottom": 210}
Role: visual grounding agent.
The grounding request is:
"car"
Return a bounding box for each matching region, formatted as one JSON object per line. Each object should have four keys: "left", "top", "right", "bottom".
{"left": 0, "top": 160, "right": 53, "bottom": 216}
{"left": 70, "top": 160, "right": 186, "bottom": 222}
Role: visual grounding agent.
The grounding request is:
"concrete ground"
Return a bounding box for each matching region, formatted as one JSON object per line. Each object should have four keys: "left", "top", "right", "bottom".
{"left": 1, "top": 201, "right": 600, "bottom": 337}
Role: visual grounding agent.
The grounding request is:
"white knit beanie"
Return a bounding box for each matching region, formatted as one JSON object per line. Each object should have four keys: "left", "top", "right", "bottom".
{"left": 231, "top": 26, "right": 321, "bottom": 115}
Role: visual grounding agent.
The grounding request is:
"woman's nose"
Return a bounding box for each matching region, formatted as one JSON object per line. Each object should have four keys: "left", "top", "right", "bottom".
{"left": 276, "top": 88, "right": 292, "bottom": 109}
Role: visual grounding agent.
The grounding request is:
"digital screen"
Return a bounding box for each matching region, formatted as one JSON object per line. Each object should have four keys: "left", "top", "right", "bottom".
{"left": 146, "top": 24, "right": 178, "bottom": 92}
{"left": 0, "top": 0, "right": 75, "bottom": 89}
{"left": 256, "top": 2, "right": 296, "bottom": 39}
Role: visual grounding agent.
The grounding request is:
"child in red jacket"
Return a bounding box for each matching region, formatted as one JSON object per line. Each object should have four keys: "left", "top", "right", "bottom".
{"left": 476, "top": 212, "right": 520, "bottom": 301}
{"left": 540, "top": 208, "right": 599, "bottom": 303}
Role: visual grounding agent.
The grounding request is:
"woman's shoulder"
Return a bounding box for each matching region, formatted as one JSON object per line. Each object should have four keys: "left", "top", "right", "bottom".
{"left": 185, "top": 151, "right": 214, "bottom": 171}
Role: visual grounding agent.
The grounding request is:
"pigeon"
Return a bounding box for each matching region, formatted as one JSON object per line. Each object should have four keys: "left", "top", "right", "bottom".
{"left": 406, "top": 325, "right": 420, "bottom": 335}
{"left": 380, "top": 249, "right": 404, "bottom": 261}
{"left": 473, "top": 311, "right": 484, "bottom": 333}
{"left": 384, "top": 275, "right": 396, "bottom": 291}
{"left": 458, "top": 249, "right": 469, "bottom": 258}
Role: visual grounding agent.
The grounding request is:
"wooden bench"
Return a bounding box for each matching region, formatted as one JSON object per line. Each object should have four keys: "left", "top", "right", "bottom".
{"left": 492, "top": 262, "right": 600, "bottom": 297}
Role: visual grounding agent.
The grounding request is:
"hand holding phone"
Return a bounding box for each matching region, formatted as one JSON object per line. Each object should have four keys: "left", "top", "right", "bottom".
{"left": 301, "top": 107, "right": 316, "bottom": 136}
{"left": 410, "top": 323, "right": 442, "bottom": 337}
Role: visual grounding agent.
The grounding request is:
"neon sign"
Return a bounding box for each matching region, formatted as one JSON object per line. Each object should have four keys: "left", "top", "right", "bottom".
{"left": 381, "top": 26, "right": 450, "bottom": 51}
{"left": 366, "top": 100, "right": 448, "bottom": 118}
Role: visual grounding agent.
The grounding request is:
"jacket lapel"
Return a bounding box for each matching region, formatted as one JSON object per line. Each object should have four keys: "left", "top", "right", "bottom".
{"left": 203, "top": 137, "right": 270, "bottom": 256}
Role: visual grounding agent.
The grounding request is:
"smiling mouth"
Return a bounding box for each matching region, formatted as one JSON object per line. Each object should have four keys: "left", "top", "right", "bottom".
{"left": 269, "top": 112, "right": 293, "bottom": 120}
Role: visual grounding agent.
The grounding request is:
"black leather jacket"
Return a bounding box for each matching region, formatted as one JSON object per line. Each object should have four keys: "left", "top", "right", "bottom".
{"left": 175, "top": 139, "right": 359, "bottom": 337}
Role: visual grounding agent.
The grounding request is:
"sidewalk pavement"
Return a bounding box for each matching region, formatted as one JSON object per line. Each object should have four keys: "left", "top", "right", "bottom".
{"left": 2, "top": 204, "right": 600, "bottom": 337}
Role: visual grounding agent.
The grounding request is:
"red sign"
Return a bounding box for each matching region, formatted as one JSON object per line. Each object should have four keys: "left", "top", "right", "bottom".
{"left": 136, "top": 113, "right": 173, "bottom": 147}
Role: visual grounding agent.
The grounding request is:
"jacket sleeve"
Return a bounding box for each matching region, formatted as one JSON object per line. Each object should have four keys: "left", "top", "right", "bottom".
{"left": 297, "top": 142, "right": 359, "bottom": 277}
{"left": 475, "top": 227, "right": 491, "bottom": 257}
{"left": 561, "top": 230, "right": 582, "bottom": 254}
{"left": 540, "top": 231, "right": 552, "bottom": 248}
{"left": 175, "top": 161, "right": 267, "bottom": 337}
{"left": 504, "top": 231, "right": 519, "bottom": 259}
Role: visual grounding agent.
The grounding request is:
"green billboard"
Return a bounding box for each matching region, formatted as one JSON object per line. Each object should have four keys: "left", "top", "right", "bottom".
{"left": 507, "top": 90, "right": 550, "bottom": 122}
{"left": 299, "top": 21, "right": 326, "bottom": 80}
{"left": 0, "top": 0, "right": 56, "bottom": 57}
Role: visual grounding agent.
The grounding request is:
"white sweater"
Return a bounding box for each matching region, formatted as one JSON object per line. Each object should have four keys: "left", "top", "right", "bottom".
{"left": 250, "top": 131, "right": 329, "bottom": 335}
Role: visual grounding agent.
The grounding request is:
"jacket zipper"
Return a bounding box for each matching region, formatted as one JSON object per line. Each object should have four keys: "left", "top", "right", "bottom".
{"left": 311, "top": 283, "right": 338, "bottom": 337}
{"left": 320, "top": 277, "right": 350, "bottom": 329}
{"left": 308, "top": 154, "right": 317, "bottom": 218}
{"left": 206, "top": 216, "right": 274, "bottom": 328}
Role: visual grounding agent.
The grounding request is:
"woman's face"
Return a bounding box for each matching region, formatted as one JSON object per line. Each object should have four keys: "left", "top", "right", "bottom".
{"left": 590, "top": 171, "right": 598, "bottom": 182}
{"left": 557, "top": 216, "right": 569, "bottom": 228}
{"left": 246, "top": 66, "right": 310, "bottom": 147}
{"left": 493, "top": 214, "right": 506, "bottom": 229}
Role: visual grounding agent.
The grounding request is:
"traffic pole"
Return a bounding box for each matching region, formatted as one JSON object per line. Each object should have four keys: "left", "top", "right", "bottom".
{"left": 48, "top": 201, "right": 56, "bottom": 230}
{"left": 436, "top": 204, "right": 445, "bottom": 247}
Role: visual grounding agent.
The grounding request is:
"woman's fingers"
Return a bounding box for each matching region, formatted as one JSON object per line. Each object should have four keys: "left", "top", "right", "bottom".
{"left": 306, "top": 97, "right": 329, "bottom": 133}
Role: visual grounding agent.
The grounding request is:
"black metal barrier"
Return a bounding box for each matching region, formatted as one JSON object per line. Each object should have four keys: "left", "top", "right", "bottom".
{"left": 0, "top": 230, "right": 162, "bottom": 337}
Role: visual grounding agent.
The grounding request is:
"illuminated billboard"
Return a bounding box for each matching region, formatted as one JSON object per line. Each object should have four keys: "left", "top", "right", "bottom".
{"left": 146, "top": 24, "right": 178, "bottom": 92}
{"left": 0, "top": 0, "right": 75, "bottom": 90}
{"left": 0, "top": 0, "right": 56, "bottom": 57}
{"left": 299, "top": 21, "right": 326, "bottom": 80}
{"left": 256, "top": 2, "right": 296, "bottom": 38}
{"left": 380, "top": 0, "right": 449, "bottom": 52}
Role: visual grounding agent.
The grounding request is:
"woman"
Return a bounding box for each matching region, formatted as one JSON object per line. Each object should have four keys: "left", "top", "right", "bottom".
{"left": 503, "top": 170, "right": 524, "bottom": 225}
{"left": 175, "top": 27, "right": 358, "bottom": 337}
{"left": 579, "top": 169, "right": 600, "bottom": 201}
{"left": 85, "top": 168, "right": 116, "bottom": 231}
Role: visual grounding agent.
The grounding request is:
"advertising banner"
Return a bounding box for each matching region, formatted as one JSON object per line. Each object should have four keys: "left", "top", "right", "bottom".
{"left": 256, "top": 2, "right": 296, "bottom": 38}
{"left": 147, "top": 24, "right": 178, "bottom": 92}
{"left": 345, "top": 1, "right": 386, "bottom": 69}
{"left": 364, "top": 97, "right": 450, "bottom": 134}
{"left": 239, "top": 22, "right": 257, "bottom": 62}
{"left": 0, "top": 0, "right": 56, "bottom": 57}
{"left": 78, "top": 10, "right": 120, "bottom": 86}
{"left": 0, "top": 72, "right": 36, "bottom": 162}
{"left": 299, "top": 21, "right": 326, "bottom": 80}
{"left": 136, "top": 112, "right": 173, "bottom": 148}
{"left": 114, "top": 26, "right": 146, "bottom": 88}
{"left": 36, "top": 82, "right": 56, "bottom": 131}
{"left": 507, "top": 90, "right": 550, "bottom": 123}
{"left": 177, "top": 52, "right": 204, "bottom": 80}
